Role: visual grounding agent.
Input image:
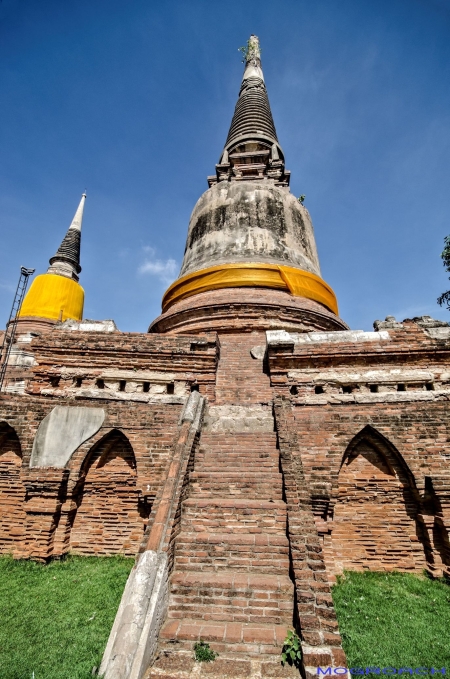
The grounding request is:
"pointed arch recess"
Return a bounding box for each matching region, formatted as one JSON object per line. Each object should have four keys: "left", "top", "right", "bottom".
{"left": 330, "top": 425, "right": 427, "bottom": 575}
{"left": 0, "top": 422, "right": 26, "bottom": 554}
{"left": 70, "top": 429, "right": 143, "bottom": 556}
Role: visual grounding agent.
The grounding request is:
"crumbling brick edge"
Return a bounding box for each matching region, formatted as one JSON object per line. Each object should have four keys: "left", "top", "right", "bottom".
{"left": 274, "top": 395, "right": 347, "bottom": 678}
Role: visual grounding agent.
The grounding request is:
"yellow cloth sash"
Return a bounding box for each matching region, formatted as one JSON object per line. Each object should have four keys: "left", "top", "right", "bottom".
{"left": 162, "top": 262, "right": 338, "bottom": 315}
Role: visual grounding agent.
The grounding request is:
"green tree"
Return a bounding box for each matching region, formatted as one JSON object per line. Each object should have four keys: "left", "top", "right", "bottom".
{"left": 437, "top": 235, "right": 450, "bottom": 310}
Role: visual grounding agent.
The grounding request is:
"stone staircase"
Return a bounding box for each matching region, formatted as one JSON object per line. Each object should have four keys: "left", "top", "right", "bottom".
{"left": 148, "top": 421, "right": 299, "bottom": 678}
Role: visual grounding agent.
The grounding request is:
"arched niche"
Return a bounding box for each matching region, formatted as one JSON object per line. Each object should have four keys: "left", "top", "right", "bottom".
{"left": 0, "top": 422, "right": 26, "bottom": 554}
{"left": 70, "top": 429, "right": 144, "bottom": 556}
{"left": 330, "top": 426, "right": 427, "bottom": 575}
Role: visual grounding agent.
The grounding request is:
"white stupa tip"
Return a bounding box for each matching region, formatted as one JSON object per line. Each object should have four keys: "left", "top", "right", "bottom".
{"left": 243, "top": 34, "right": 264, "bottom": 82}
{"left": 69, "top": 192, "right": 86, "bottom": 232}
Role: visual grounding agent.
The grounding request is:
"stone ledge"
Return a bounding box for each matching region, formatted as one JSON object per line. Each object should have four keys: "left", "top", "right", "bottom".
{"left": 267, "top": 329, "right": 390, "bottom": 346}
{"left": 291, "top": 389, "right": 450, "bottom": 406}
{"left": 39, "top": 388, "right": 187, "bottom": 405}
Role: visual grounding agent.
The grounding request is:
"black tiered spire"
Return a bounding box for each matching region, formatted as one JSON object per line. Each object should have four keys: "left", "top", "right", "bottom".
{"left": 208, "top": 35, "right": 289, "bottom": 187}
{"left": 48, "top": 192, "right": 85, "bottom": 280}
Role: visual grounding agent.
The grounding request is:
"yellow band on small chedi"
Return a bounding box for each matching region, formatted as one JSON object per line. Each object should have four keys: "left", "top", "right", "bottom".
{"left": 162, "top": 262, "right": 338, "bottom": 315}
{"left": 18, "top": 274, "right": 84, "bottom": 322}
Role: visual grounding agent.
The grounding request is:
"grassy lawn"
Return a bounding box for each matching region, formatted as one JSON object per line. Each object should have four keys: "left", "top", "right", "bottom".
{"left": 0, "top": 554, "right": 134, "bottom": 679}
{"left": 332, "top": 571, "right": 450, "bottom": 672}
{"left": 2, "top": 559, "right": 449, "bottom": 678}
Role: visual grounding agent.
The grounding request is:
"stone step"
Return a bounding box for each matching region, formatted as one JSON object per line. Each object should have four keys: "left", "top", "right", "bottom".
{"left": 199, "top": 438, "right": 277, "bottom": 447}
{"left": 182, "top": 498, "right": 287, "bottom": 534}
{"left": 194, "top": 474, "right": 279, "bottom": 484}
{"left": 168, "top": 601, "right": 291, "bottom": 626}
{"left": 196, "top": 447, "right": 278, "bottom": 457}
{"left": 170, "top": 570, "right": 294, "bottom": 592}
{"left": 174, "top": 532, "right": 290, "bottom": 573}
{"left": 183, "top": 498, "right": 286, "bottom": 510}
{"left": 189, "top": 472, "right": 282, "bottom": 499}
{"left": 195, "top": 458, "right": 279, "bottom": 469}
{"left": 191, "top": 471, "right": 280, "bottom": 478}
{"left": 199, "top": 436, "right": 277, "bottom": 445}
{"left": 195, "top": 466, "right": 279, "bottom": 476}
{"left": 196, "top": 456, "right": 279, "bottom": 470}
{"left": 175, "top": 532, "right": 289, "bottom": 549}
{"left": 198, "top": 443, "right": 278, "bottom": 456}
{"left": 147, "top": 651, "right": 300, "bottom": 679}
{"left": 168, "top": 571, "right": 294, "bottom": 625}
{"left": 198, "top": 449, "right": 278, "bottom": 455}
{"left": 158, "top": 618, "right": 289, "bottom": 657}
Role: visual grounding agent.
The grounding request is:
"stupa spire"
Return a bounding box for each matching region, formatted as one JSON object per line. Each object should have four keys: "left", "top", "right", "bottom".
{"left": 18, "top": 192, "right": 86, "bottom": 324}
{"left": 48, "top": 192, "right": 86, "bottom": 281}
{"left": 241, "top": 34, "right": 264, "bottom": 82}
{"left": 208, "top": 35, "right": 289, "bottom": 187}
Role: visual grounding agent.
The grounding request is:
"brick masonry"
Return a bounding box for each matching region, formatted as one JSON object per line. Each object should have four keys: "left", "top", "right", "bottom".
{"left": 267, "top": 321, "right": 450, "bottom": 580}
{"left": 0, "top": 316, "right": 449, "bottom": 677}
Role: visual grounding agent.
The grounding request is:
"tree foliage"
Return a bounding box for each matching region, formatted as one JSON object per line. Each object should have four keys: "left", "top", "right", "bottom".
{"left": 437, "top": 235, "right": 450, "bottom": 310}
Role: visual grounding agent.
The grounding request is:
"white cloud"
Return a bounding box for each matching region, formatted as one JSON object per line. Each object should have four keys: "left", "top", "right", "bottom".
{"left": 138, "top": 249, "right": 178, "bottom": 286}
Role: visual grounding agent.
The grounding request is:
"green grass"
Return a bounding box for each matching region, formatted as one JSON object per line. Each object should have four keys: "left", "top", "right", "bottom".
{"left": 0, "top": 554, "right": 134, "bottom": 679}
{"left": 332, "top": 571, "right": 450, "bottom": 672}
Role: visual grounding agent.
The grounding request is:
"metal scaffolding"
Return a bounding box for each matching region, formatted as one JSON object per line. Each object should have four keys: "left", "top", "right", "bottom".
{"left": 0, "top": 266, "right": 35, "bottom": 393}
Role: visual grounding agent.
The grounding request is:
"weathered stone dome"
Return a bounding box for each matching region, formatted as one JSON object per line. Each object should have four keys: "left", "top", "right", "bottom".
{"left": 180, "top": 180, "right": 321, "bottom": 278}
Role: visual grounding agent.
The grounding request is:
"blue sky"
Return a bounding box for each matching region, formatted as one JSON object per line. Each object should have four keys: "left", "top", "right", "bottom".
{"left": 1, "top": 0, "right": 449, "bottom": 332}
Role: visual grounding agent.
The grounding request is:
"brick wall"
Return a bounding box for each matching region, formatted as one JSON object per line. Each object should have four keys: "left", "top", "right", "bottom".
{"left": 1, "top": 314, "right": 449, "bottom": 677}
{"left": 215, "top": 333, "right": 273, "bottom": 404}
{"left": 288, "top": 402, "right": 450, "bottom": 578}
{"left": 0, "top": 423, "right": 26, "bottom": 556}
{"left": 27, "top": 330, "right": 218, "bottom": 400}
{"left": 149, "top": 287, "right": 348, "bottom": 335}
{"left": 70, "top": 430, "right": 144, "bottom": 556}
{"left": 268, "top": 321, "right": 450, "bottom": 579}
{"left": 0, "top": 393, "right": 186, "bottom": 560}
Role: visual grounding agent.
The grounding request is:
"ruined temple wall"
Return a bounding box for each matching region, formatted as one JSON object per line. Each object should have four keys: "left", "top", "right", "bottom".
{"left": 0, "top": 329, "right": 219, "bottom": 560}
{"left": 268, "top": 321, "right": 450, "bottom": 579}
{"left": 291, "top": 400, "right": 450, "bottom": 491}
{"left": 0, "top": 393, "right": 185, "bottom": 559}
{"left": 291, "top": 401, "right": 450, "bottom": 574}
{"left": 26, "top": 330, "right": 218, "bottom": 401}
{"left": 1, "top": 318, "right": 449, "bottom": 580}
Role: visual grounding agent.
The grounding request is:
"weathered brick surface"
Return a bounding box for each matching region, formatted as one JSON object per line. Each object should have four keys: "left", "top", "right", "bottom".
{"left": 289, "top": 401, "right": 450, "bottom": 578}
{"left": 70, "top": 430, "right": 143, "bottom": 555}
{"left": 27, "top": 330, "right": 218, "bottom": 400}
{"left": 0, "top": 423, "right": 26, "bottom": 556}
{"left": 268, "top": 321, "right": 450, "bottom": 579}
{"left": 0, "top": 391, "right": 186, "bottom": 560}
{"left": 149, "top": 287, "right": 348, "bottom": 335}
{"left": 0, "top": 331, "right": 219, "bottom": 561}
{"left": 157, "top": 419, "right": 295, "bottom": 663}
{"left": 215, "top": 333, "right": 273, "bottom": 404}
{"left": 1, "top": 316, "right": 449, "bottom": 676}
{"left": 274, "top": 396, "right": 346, "bottom": 663}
